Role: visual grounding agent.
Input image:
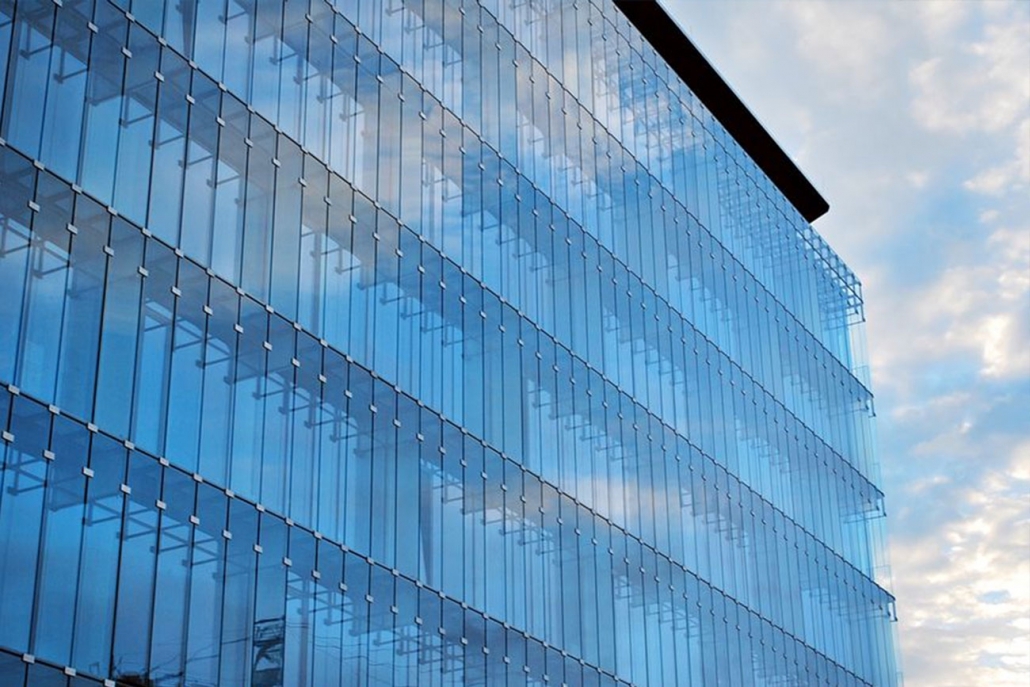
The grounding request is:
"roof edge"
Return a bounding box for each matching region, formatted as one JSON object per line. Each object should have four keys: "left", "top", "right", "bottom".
{"left": 613, "top": 0, "right": 829, "bottom": 222}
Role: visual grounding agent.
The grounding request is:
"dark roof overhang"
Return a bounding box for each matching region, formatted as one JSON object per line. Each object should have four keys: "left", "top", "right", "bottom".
{"left": 613, "top": 0, "right": 829, "bottom": 222}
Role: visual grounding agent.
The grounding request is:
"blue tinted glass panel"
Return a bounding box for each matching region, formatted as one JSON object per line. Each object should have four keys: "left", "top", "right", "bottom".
{"left": 0, "top": 0, "right": 897, "bottom": 684}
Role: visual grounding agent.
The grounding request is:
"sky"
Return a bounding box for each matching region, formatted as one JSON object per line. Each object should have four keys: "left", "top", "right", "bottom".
{"left": 659, "top": 1, "right": 1030, "bottom": 685}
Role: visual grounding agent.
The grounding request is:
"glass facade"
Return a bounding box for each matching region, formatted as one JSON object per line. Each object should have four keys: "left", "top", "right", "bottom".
{"left": 0, "top": 0, "right": 899, "bottom": 685}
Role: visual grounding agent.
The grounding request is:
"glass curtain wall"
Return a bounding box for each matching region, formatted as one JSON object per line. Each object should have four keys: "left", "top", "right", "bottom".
{"left": 0, "top": 1, "right": 898, "bottom": 686}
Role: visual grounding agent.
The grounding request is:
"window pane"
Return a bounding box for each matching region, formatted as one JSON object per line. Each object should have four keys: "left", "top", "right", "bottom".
{"left": 0, "top": 396, "right": 50, "bottom": 651}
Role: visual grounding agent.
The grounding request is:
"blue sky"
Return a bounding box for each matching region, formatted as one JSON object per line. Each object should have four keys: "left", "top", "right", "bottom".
{"left": 660, "top": 1, "right": 1030, "bottom": 685}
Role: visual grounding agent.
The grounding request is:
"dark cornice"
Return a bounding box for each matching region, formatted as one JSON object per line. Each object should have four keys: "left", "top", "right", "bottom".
{"left": 613, "top": 0, "right": 829, "bottom": 222}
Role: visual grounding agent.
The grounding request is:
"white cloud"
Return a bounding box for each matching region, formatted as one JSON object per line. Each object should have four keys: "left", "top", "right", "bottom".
{"left": 914, "top": 0, "right": 973, "bottom": 41}
{"left": 778, "top": 2, "right": 896, "bottom": 100}
{"left": 909, "top": 17, "right": 1030, "bottom": 135}
{"left": 964, "top": 167, "right": 1015, "bottom": 196}
{"left": 869, "top": 225, "right": 1030, "bottom": 384}
{"left": 909, "top": 4, "right": 1029, "bottom": 202}
{"left": 964, "top": 118, "right": 1030, "bottom": 196}
{"left": 906, "top": 170, "right": 931, "bottom": 189}
{"left": 890, "top": 437, "right": 1030, "bottom": 687}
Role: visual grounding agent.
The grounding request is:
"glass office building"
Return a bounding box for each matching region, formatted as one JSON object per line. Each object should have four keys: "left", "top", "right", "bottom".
{"left": 0, "top": 0, "right": 899, "bottom": 685}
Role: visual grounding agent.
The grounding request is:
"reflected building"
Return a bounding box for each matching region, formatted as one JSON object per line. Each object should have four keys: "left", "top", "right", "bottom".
{"left": 0, "top": 0, "right": 900, "bottom": 685}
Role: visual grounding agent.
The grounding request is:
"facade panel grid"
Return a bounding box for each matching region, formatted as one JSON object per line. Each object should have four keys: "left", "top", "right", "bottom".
{"left": 0, "top": 1, "right": 898, "bottom": 686}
